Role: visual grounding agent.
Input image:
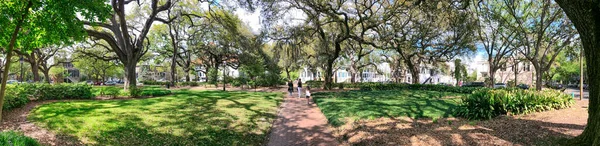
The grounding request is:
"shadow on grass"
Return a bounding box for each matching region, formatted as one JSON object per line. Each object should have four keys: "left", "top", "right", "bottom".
{"left": 342, "top": 116, "right": 584, "bottom": 145}
{"left": 29, "top": 90, "right": 283, "bottom": 145}
{"left": 313, "top": 90, "right": 462, "bottom": 126}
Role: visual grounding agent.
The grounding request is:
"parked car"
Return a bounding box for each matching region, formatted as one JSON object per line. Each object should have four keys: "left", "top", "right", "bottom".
{"left": 494, "top": 83, "right": 507, "bottom": 88}
{"left": 462, "top": 82, "right": 485, "bottom": 87}
{"left": 104, "top": 81, "right": 117, "bottom": 85}
{"left": 517, "top": 84, "right": 530, "bottom": 89}
{"left": 6, "top": 80, "right": 18, "bottom": 84}
{"left": 438, "top": 83, "right": 452, "bottom": 86}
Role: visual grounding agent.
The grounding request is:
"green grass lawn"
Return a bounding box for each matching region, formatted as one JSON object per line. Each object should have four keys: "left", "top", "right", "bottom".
{"left": 313, "top": 90, "right": 464, "bottom": 126}
{"left": 29, "top": 90, "right": 283, "bottom": 145}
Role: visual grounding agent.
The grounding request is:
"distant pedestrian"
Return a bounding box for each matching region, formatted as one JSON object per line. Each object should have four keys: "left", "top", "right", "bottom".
{"left": 305, "top": 86, "right": 312, "bottom": 105}
{"left": 287, "top": 80, "right": 294, "bottom": 97}
{"left": 297, "top": 78, "right": 303, "bottom": 98}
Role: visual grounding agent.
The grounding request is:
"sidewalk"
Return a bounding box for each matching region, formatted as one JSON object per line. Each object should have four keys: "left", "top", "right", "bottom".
{"left": 267, "top": 95, "right": 340, "bottom": 146}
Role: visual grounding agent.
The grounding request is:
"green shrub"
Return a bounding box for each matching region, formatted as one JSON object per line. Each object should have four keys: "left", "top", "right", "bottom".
{"left": 142, "top": 80, "right": 169, "bottom": 86}
{"left": 306, "top": 81, "right": 323, "bottom": 89}
{"left": 140, "top": 89, "right": 171, "bottom": 96}
{"left": 177, "top": 82, "right": 200, "bottom": 87}
{"left": 33, "top": 83, "right": 94, "bottom": 100}
{"left": 454, "top": 88, "right": 574, "bottom": 120}
{"left": 2, "top": 85, "right": 29, "bottom": 110}
{"left": 354, "top": 82, "right": 482, "bottom": 94}
{"left": 0, "top": 131, "right": 40, "bottom": 146}
{"left": 97, "top": 86, "right": 121, "bottom": 97}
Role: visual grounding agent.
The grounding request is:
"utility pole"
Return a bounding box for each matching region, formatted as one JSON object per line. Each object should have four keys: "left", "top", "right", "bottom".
{"left": 580, "top": 48, "right": 584, "bottom": 100}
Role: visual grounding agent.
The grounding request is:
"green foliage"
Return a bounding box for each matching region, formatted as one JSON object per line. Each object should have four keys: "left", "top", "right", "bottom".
{"left": 0, "top": 131, "right": 40, "bottom": 146}
{"left": 454, "top": 88, "right": 575, "bottom": 120}
{"left": 313, "top": 90, "right": 463, "bottom": 126}
{"left": 92, "top": 86, "right": 172, "bottom": 97}
{"left": 94, "top": 86, "right": 121, "bottom": 97}
{"left": 141, "top": 81, "right": 169, "bottom": 86}
{"left": 208, "top": 68, "right": 219, "bottom": 85}
{"left": 306, "top": 81, "right": 324, "bottom": 88}
{"left": 29, "top": 90, "right": 282, "bottom": 145}
{"left": 20, "top": 83, "right": 94, "bottom": 100}
{"left": 2, "top": 85, "right": 29, "bottom": 110}
{"left": 177, "top": 82, "right": 200, "bottom": 87}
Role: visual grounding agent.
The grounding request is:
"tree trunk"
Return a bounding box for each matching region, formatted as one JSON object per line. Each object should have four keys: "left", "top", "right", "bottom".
{"left": 171, "top": 55, "right": 177, "bottom": 85}
{"left": 350, "top": 63, "right": 356, "bottom": 83}
{"left": 489, "top": 68, "right": 496, "bottom": 88}
{"left": 555, "top": 1, "right": 600, "bottom": 145}
{"left": 406, "top": 62, "right": 420, "bottom": 84}
{"left": 324, "top": 59, "right": 334, "bottom": 90}
{"left": 0, "top": 1, "right": 30, "bottom": 122}
{"left": 123, "top": 61, "right": 137, "bottom": 93}
{"left": 29, "top": 53, "right": 40, "bottom": 82}
{"left": 514, "top": 68, "right": 518, "bottom": 86}
{"left": 184, "top": 68, "right": 190, "bottom": 82}
{"left": 42, "top": 69, "right": 50, "bottom": 83}
{"left": 535, "top": 66, "right": 543, "bottom": 91}
{"left": 285, "top": 67, "right": 290, "bottom": 80}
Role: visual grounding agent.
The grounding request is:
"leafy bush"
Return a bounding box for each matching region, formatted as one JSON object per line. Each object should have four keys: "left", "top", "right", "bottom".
{"left": 177, "top": 82, "right": 200, "bottom": 87}
{"left": 0, "top": 131, "right": 40, "bottom": 146}
{"left": 141, "top": 80, "right": 169, "bottom": 86}
{"left": 2, "top": 85, "right": 29, "bottom": 110}
{"left": 356, "top": 83, "right": 482, "bottom": 94}
{"left": 306, "top": 81, "right": 323, "bottom": 88}
{"left": 34, "top": 84, "right": 94, "bottom": 100}
{"left": 140, "top": 89, "right": 172, "bottom": 96}
{"left": 454, "top": 88, "right": 574, "bottom": 120}
{"left": 94, "top": 86, "right": 121, "bottom": 97}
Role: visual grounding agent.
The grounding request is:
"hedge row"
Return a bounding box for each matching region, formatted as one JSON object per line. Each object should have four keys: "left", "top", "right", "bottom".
{"left": 141, "top": 81, "right": 201, "bottom": 87}
{"left": 304, "top": 81, "right": 482, "bottom": 94}
{"left": 454, "top": 88, "right": 574, "bottom": 120}
{"left": 3, "top": 83, "right": 94, "bottom": 110}
{"left": 92, "top": 86, "right": 172, "bottom": 97}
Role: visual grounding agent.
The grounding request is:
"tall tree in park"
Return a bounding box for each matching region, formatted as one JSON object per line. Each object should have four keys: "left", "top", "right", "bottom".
{"left": 503, "top": 0, "right": 577, "bottom": 90}
{"left": 83, "top": 0, "right": 173, "bottom": 92}
{"left": 0, "top": 0, "right": 110, "bottom": 121}
{"left": 553, "top": 0, "right": 600, "bottom": 144}
{"left": 13, "top": 46, "right": 64, "bottom": 82}
{"left": 262, "top": 0, "right": 383, "bottom": 89}
{"left": 73, "top": 46, "right": 122, "bottom": 82}
{"left": 453, "top": 59, "right": 467, "bottom": 86}
{"left": 473, "top": 1, "right": 518, "bottom": 87}
{"left": 344, "top": 41, "right": 377, "bottom": 83}
{"left": 378, "top": 1, "right": 475, "bottom": 84}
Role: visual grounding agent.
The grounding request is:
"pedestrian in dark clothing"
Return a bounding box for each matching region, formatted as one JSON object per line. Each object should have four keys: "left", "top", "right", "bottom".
{"left": 287, "top": 80, "right": 293, "bottom": 97}
{"left": 297, "top": 78, "right": 302, "bottom": 98}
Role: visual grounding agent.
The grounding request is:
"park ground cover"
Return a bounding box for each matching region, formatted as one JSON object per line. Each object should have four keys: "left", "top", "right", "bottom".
{"left": 27, "top": 90, "right": 283, "bottom": 145}
{"left": 313, "top": 89, "right": 586, "bottom": 145}
{"left": 313, "top": 89, "right": 464, "bottom": 126}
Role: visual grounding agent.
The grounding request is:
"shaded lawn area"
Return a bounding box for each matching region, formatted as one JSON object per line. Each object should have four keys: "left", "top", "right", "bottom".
{"left": 28, "top": 90, "right": 283, "bottom": 145}
{"left": 313, "top": 90, "right": 464, "bottom": 126}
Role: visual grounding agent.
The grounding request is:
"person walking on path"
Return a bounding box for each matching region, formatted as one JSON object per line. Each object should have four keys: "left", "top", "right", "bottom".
{"left": 297, "top": 78, "right": 303, "bottom": 98}
{"left": 305, "top": 86, "right": 312, "bottom": 105}
{"left": 287, "top": 80, "right": 294, "bottom": 97}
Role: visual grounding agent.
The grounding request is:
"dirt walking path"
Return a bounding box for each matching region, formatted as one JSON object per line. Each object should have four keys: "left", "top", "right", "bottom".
{"left": 267, "top": 95, "right": 340, "bottom": 146}
{"left": 1, "top": 100, "right": 83, "bottom": 146}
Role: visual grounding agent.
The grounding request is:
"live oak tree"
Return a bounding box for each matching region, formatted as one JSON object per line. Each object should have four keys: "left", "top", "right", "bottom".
{"left": 83, "top": 0, "right": 173, "bottom": 93}
{"left": 472, "top": 0, "right": 518, "bottom": 87}
{"left": 503, "top": 0, "right": 577, "bottom": 90}
{"left": 553, "top": 0, "right": 600, "bottom": 144}
{"left": 378, "top": 1, "right": 475, "bottom": 84}
{"left": 0, "top": 0, "right": 110, "bottom": 121}
{"left": 13, "top": 46, "right": 63, "bottom": 83}
{"left": 262, "top": 0, "right": 384, "bottom": 89}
